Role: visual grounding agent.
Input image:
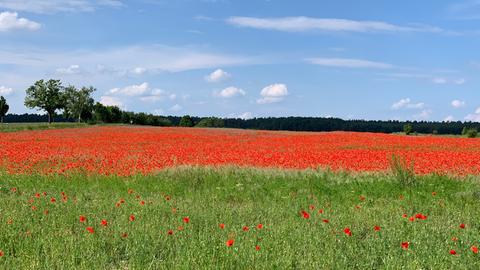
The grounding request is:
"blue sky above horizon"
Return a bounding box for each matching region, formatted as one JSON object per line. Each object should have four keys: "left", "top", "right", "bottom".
{"left": 2, "top": 0, "right": 480, "bottom": 121}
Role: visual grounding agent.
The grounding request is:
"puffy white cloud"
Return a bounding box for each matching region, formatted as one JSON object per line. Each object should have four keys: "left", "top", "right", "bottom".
{"left": 227, "top": 16, "right": 442, "bottom": 33}
{"left": 307, "top": 58, "right": 393, "bottom": 69}
{"left": 465, "top": 108, "right": 480, "bottom": 122}
{"left": 131, "top": 67, "right": 147, "bottom": 75}
{"left": 215, "top": 86, "right": 246, "bottom": 98}
{"left": 238, "top": 112, "right": 253, "bottom": 119}
{"left": 391, "top": 98, "right": 425, "bottom": 110}
{"left": 152, "top": 108, "right": 164, "bottom": 115}
{"left": 0, "top": 85, "right": 13, "bottom": 96}
{"left": 56, "top": 64, "right": 82, "bottom": 75}
{"left": 0, "top": 11, "right": 41, "bottom": 32}
{"left": 413, "top": 109, "right": 432, "bottom": 120}
{"left": 0, "top": 0, "right": 123, "bottom": 14}
{"left": 444, "top": 115, "right": 455, "bottom": 122}
{"left": 169, "top": 104, "right": 182, "bottom": 112}
{"left": 451, "top": 99, "right": 466, "bottom": 108}
{"left": 99, "top": 96, "right": 123, "bottom": 107}
{"left": 109, "top": 82, "right": 149, "bottom": 96}
{"left": 257, "top": 83, "right": 288, "bottom": 104}
{"left": 205, "top": 69, "right": 231, "bottom": 82}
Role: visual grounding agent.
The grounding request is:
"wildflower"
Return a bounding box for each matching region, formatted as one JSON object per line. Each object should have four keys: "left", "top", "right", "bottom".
{"left": 128, "top": 189, "right": 134, "bottom": 194}
{"left": 318, "top": 209, "right": 324, "bottom": 214}
{"left": 0, "top": 250, "right": 3, "bottom": 257}
{"left": 79, "top": 215, "right": 86, "bottom": 223}
{"left": 168, "top": 230, "right": 174, "bottom": 235}
{"left": 374, "top": 226, "right": 381, "bottom": 231}
{"left": 243, "top": 226, "right": 249, "bottom": 232}
{"left": 165, "top": 195, "right": 171, "bottom": 201}
{"left": 140, "top": 201, "right": 145, "bottom": 205}
{"left": 35, "top": 193, "right": 40, "bottom": 198}
{"left": 401, "top": 242, "right": 409, "bottom": 250}
{"left": 322, "top": 219, "right": 329, "bottom": 223}
{"left": 255, "top": 245, "right": 260, "bottom": 251}
{"left": 183, "top": 217, "right": 190, "bottom": 224}
{"left": 343, "top": 228, "right": 352, "bottom": 236}
{"left": 257, "top": 223, "right": 263, "bottom": 229}
{"left": 226, "top": 239, "right": 234, "bottom": 247}
{"left": 121, "top": 233, "right": 128, "bottom": 238}
{"left": 402, "top": 214, "right": 407, "bottom": 218}
{"left": 450, "top": 249, "right": 457, "bottom": 255}
{"left": 129, "top": 215, "right": 135, "bottom": 222}
{"left": 415, "top": 213, "right": 427, "bottom": 220}
{"left": 409, "top": 216, "right": 415, "bottom": 222}
{"left": 86, "top": 227, "right": 94, "bottom": 234}
{"left": 219, "top": 223, "right": 225, "bottom": 229}
{"left": 432, "top": 192, "right": 436, "bottom": 196}
{"left": 50, "top": 197, "right": 56, "bottom": 203}
{"left": 471, "top": 246, "right": 479, "bottom": 254}
{"left": 301, "top": 210, "right": 310, "bottom": 219}
{"left": 460, "top": 223, "right": 466, "bottom": 229}
{"left": 360, "top": 196, "right": 365, "bottom": 201}
{"left": 101, "top": 220, "right": 108, "bottom": 226}
{"left": 452, "top": 237, "right": 458, "bottom": 241}
{"left": 309, "top": 205, "right": 315, "bottom": 210}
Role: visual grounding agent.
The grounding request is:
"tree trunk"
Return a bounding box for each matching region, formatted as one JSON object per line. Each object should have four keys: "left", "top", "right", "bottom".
{"left": 48, "top": 113, "right": 52, "bottom": 124}
{"left": 0, "top": 116, "right": 3, "bottom": 123}
{"left": 78, "top": 114, "right": 82, "bottom": 123}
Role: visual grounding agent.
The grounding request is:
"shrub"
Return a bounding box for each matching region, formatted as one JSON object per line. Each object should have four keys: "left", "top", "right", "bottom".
{"left": 390, "top": 154, "right": 416, "bottom": 187}
{"left": 403, "top": 124, "right": 413, "bottom": 135}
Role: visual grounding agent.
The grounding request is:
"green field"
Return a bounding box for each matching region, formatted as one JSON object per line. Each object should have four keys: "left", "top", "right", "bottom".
{"left": 0, "top": 122, "right": 89, "bottom": 133}
{"left": 0, "top": 167, "right": 479, "bottom": 269}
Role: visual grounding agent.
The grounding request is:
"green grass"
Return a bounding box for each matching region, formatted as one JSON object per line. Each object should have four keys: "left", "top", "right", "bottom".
{"left": 0, "top": 167, "right": 479, "bottom": 269}
{"left": 0, "top": 122, "right": 90, "bottom": 132}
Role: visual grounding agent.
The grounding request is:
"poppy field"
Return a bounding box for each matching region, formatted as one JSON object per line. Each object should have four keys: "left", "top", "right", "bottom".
{"left": 1, "top": 126, "right": 480, "bottom": 269}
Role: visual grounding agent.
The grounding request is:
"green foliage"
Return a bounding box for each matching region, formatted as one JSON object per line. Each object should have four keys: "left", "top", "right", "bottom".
{"left": 0, "top": 168, "right": 480, "bottom": 268}
{"left": 403, "top": 124, "right": 413, "bottom": 135}
{"left": 390, "top": 154, "right": 417, "bottom": 187}
{"left": 179, "top": 115, "right": 194, "bottom": 127}
{"left": 0, "top": 96, "right": 9, "bottom": 123}
{"left": 462, "top": 127, "right": 478, "bottom": 138}
{"left": 63, "top": 86, "right": 95, "bottom": 122}
{"left": 25, "top": 79, "right": 64, "bottom": 124}
{"left": 195, "top": 117, "right": 225, "bottom": 128}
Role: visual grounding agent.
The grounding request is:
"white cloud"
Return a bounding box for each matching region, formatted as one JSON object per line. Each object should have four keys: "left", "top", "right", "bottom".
{"left": 56, "top": 64, "right": 83, "bottom": 75}
{"left": 432, "top": 77, "right": 448, "bottom": 84}
{"left": 99, "top": 96, "right": 123, "bottom": 107}
{"left": 465, "top": 108, "right": 480, "bottom": 122}
{"left": 0, "top": 85, "right": 13, "bottom": 95}
{"left": 238, "top": 112, "right": 253, "bottom": 119}
{"left": 215, "top": 86, "right": 246, "bottom": 98}
{"left": 227, "top": 16, "right": 442, "bottom": 33}
{"left": 454, "top": 78, "right": 466, "bottom": 85}
{"left": 109, "top": 82, "right": 149, "bottom": 96}
{"left": 451, "top": 99, "right": 466, "bottom": 108}
{"left": 391, "top": 98, "right": 425, "bottom": 110}
{"left": 444, "top": 115, "right": 455, "bottom": 122}
{"left": 307, "top": 58, "right": 393, "bottom": 69}
{"left": 205, "top": 69, "right": 231, "bottom": 82}
{"left": 381, "top": 73, "right": 467, "bottom": 85}
{"left": 0, "top": 0, "right": 123, "bottom": 14}
{"left": 0, "top": 11, "right": 41, "bottom": 32}
{"left": 131, "top": 67, "right": 147, "bottom": 75}
{"left": 152, "top": 108, "right": 164, "bottom": 115}
{"left": 169, "top": 104, "right": 182, "bottom": 112}
{"left": 413, "top": 109, "right": 432, "bottom": 120}
{"left": 257, "top": 83, "right": 288, "bottom": 104}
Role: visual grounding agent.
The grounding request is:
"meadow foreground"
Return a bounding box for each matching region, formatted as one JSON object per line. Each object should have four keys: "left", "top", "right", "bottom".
{"left": 0, "top": 168, "right": 480, "bottom": 269}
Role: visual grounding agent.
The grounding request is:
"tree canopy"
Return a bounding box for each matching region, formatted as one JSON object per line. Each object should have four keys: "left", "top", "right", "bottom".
{"left": 25, "top": 79, "right": 64, "bottom": 124}
{"left": 0, "top": 96, "right": 9, "bottom": 123}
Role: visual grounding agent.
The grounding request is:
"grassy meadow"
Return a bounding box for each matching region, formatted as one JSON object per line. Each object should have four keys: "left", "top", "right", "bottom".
{"left": 0, "top": 122, "right": 89, "bottom": 133}
{"left": 0, "top": 167, "right": 479, "bottom": 269}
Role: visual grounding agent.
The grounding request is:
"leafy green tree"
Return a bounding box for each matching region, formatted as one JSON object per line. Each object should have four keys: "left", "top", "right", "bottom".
{"left": 63, "top": 86, "right": 95, "bottom": 122}
{"left": 195, "top": 117, "right": 225, "bottom": 128}
{"left": 0, "top": 96, "right": 9, "bottom": 123}
{"left": 179, "top": 115, "right": 194, "bottom": 127}
{"left": 25, "top": 79, "right": 64, "bottom": 124}
{"left": 403, "top": 124, "right": 413, "bottom": 135}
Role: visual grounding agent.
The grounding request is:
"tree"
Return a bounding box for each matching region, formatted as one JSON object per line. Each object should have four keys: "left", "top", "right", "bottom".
{"left": 0, "top": 96, "right": 9, "bottom": 123}
{"left": 25, "top": 79, "right": 64, "bottom": 124}
{"left": 63, "top": 86, "right": 95, "bottom": 122}
{"left": 179, "top": 115, "right": 194, "bottom": 127}
{"left": 403, "top": 124, "right": 413, "bottom": 135}
{"left": 195, "top": 117, "right": 224, "bottom": 128}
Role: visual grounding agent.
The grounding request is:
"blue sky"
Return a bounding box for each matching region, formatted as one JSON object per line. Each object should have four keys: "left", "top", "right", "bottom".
{"left": 1, "top": 0, "right": 480, "bottom": 121}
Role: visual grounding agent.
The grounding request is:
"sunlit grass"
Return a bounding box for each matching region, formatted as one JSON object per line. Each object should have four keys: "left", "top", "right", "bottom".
{"left": 0, "top": 167, "right": 479, "bottom": 269}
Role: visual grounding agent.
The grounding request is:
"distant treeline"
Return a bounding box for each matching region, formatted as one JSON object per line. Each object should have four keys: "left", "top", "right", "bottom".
{"left": 4, "top": 112, "right": 480, "bottom": 135}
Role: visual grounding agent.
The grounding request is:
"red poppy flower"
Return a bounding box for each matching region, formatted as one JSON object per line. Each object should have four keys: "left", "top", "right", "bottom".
{"left": 432, "top": 192, "right": 436, "bottom": 196}
{"left": 243, "top": 226, "right": 249, "bottom": 232}
{"left": 165, "top": 195, "right": 171, "bottom": 201}
{"left": 257, "top": 223, "right": 263, "bottom": 229}
{"left": 301, "top": 210, "right": 310, "bottom": 219}
{"left": 50, "top": 197, "right": 56, "bottom": 203}
{"left": 255, "top": 245, "right": 260, "bottom": 251}
{"left": 226, "top": 239, "right": 234, "bottom": 247}
{"left": 101, "top": 220, "right": 108, "bottom": 226}
{"left": 31, "top": 206, "right": 37, "bottom": 211}
{"left": 183, "top": 217, "right": 190, "bottom": 223}
{"left": 343, "top": 228, "right": 352, "bottom": 236}
{"left": 460, "top": 223, "right": 466, "bottom": 229}
{"left": 415, "top": 213, "right": 427, "bottom": 220}
{"left": 471, "top": 246, "right": 479, "bottom": 254}
{"left": 309, "top": 205, "right": 315, "bottom": 210}
{"left": 401, "top": 242, "right": 409, "bottom": 250}
{"left": 129, "top": 215, "right": 135, "bottom": 222}
{"left": 360, "top": 196, "right": 365, "bottom": 201}
{"left": 135, "top": 195, "right": 140, "bottom": 199}
{"left": 322, "top": 219, "right": 329, "bottom": 223}
{"left": 450, "top": 249, "right": 457, "bottom": 255}
{"left": 44, "top": 210, "right": 49, "bottom": 215}
{"left": 86, "top": 227, "right": 94, "bottom": 234}
{"left": 128, "top": 189, "right": 134, "bottom": 194}
{"left": 399, "top": 195, "right": 404, "bottom": 200}
{"left": 355, "top": 205, "right": 361, "bottom": 209}
{"left": 0, "top": 250, "right": 3, "bottom": 257}
{"left": 140, "top": 201, "right": 145, "bottom": 205}
{"left": 452, "top": 237, "right": 458, "bottom": 241}
{"left": 115, "top": 202, "right": 121, "bottom": 208}
{"left": 374, "top": 226, "right": 381, "bottom": 231}
{"left": 409, "top": 216, "right": 415, "bottom": 222}
{"left": 61, "top": 192, "right": 65, "bottom": 196}
{"left": 79, "top": 215, "right": 86, "bottom": 223}
{"left": 121, "top": 233, "right": 128, "bottom": 238}
{"left": 177, "top": 226, "right": 184, "bottom": 231}
{"left": 120, "top": 199, "right": 125, "bottom": 204}
{"left": 402, "top": 214, "right": 407, "bottom": 218}
{"left": 42, "top": 192, "right": 47, "bottom": 196}
{"left": 318, "top": 209, "right": 324, "bottom": 214}
{"left": 219, "top": 223, "right": 225, "bottom": 229}
{"left": 168, "top": 230, "right": 174, "bottom": 235}
{"left": 35, "top": 193, "right": 40, "bottom": 198}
